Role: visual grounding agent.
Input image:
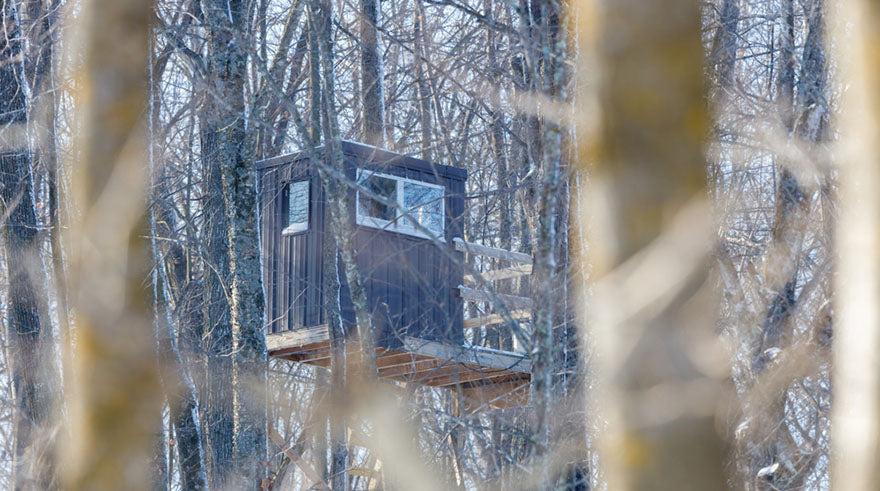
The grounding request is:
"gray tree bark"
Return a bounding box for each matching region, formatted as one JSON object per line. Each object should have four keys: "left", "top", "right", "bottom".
{"left": 359, "top": 0, "right": 385, "bottom": 146}
{"left": 413, "top": 0, "right": 433, "bottom": 159}
{"left": 528, "top": 1, "right": 566, "bottom": 478}
{"left": 200, "top": 0, "right": 268, "bottom": 487}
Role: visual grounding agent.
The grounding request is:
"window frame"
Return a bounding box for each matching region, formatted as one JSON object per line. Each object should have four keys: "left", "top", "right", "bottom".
{"left": 355, "top": 168, "right": 446, "bottom": 240}
{"left": 282, "top": 179, "right": 310, "bottom": 236}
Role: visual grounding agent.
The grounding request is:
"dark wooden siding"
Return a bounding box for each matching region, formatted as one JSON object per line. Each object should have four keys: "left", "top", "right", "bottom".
{"left": 259, "top": 141, "right": 466, "bottom": 349}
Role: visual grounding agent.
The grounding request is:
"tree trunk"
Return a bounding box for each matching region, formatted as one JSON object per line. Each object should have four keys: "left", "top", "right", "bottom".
{"left": 741, "top": 2, "right": 828, "bottom": 487}
{"left": 149, "top": 210, "right": 209, "bottom": 489}
{"left": 200, "top": 116, "right": 235, "bottom": 488}
{"left": 61, "top": 0, "right": 161, "bottom": 487}
{"left": 830, "top": 0, "right": 880, "bottom": 488}
{"left": 528, "top": 2, "right": 566, "bottom": 484}
{"left": 577, "top": 0, "right": 726, "bottom": 487}
{"left": 313, "top": 0, "right": 378, "bottom": 379}
{"left": 200, "top": 0, "right": 268, "bottom": 487}
{"left": 360, "top": 0, "right": 385, "bottom": 146}
{"left": 413, "top": 0, "right": 433, "bottom": 159}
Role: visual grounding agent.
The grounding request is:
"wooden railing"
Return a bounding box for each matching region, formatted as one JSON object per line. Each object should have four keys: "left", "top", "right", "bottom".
{"left": 455, "top": 238, "right": 533, "bottom": 332}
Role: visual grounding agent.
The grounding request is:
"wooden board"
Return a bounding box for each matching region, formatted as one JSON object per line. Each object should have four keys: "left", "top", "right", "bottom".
{"left": 461, "top": 379, "right": 530, "bottom": 412}
{"left": 463, "top": 309, "right": 531, "bottom": 329}
{"left": 453, "top": 238, "right": 533, "bottom": 264}
{"left": 403, "top": 337, "right": 530, "bottom": 373}
{"left": 458, "top": 286, "right": 535, "bottom": 310}
{"left": 267, "top": 330, "right": 531, "bottom": 408}
{"left": 266, "top": 324, "right": 329, "bottom": 353}
{"left": 463, "top": 264, "right": 533, "bottom": 283}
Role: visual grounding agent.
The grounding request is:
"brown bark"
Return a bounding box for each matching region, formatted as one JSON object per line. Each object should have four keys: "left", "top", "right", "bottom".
{"left": 577, "top": 0, "right": 727, "bottom": 487}
{"left": 830, "top": 0, "right": 880, "bottom": 488}
{"left": 61, "top": 0, "right": 161, "bottom": 487}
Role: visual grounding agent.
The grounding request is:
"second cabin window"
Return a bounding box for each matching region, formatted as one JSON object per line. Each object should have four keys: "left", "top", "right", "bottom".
{"left": 356, "top": 169, "right": 445, "bottom": 239}
{"left": 283, "top": 180, "right": 310, "bottom": 235}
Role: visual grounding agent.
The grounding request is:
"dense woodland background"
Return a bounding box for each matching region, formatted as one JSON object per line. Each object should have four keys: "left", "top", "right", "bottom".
{"left": 0, "top": 0, "right": 874, "bottom": 489}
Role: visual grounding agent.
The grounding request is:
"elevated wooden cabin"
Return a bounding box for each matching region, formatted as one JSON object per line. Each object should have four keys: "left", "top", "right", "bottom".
{"left": 259, "top": 141, "right": 530, "bottom": 409}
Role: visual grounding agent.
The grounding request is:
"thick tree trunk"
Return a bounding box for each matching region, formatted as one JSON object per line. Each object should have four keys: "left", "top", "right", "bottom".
{"left": 578, "top": 0, "right": 726, "bottom": 488}
{"left": 61, "top": 0, "right": 161, "bottom": 487}
{"left": 200, "top": 0, "right": 268, "bottom": 487}
{"left": 830, "top": 0, "right": 880, "bottom": 488}
{"left": 200, "top": 121, "right": 235, "bottom": 488}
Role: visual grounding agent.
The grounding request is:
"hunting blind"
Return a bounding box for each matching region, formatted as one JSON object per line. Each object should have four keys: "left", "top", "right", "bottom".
{"left": 259, "top": 141, "right": 532, "bottom": 409}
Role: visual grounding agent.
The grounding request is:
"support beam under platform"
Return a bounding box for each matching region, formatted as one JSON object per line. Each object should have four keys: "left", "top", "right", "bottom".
{"left": 267, "top": 326, "right": 531, "bottom": 410}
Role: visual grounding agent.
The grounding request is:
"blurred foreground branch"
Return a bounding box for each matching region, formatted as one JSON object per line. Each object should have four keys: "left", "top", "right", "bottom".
{"left": 829, "top": 0, "right": 880, "bottom": 489}
{"left": 61, "top": 0, "right": 160, "bottom": 488}
{"left": 575, "top": 0, "right": 730, "bottom": 488}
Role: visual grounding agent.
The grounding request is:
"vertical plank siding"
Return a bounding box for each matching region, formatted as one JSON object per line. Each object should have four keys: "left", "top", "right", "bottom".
{"left": 258, "top": 141, "right": 466, "bottom": 350}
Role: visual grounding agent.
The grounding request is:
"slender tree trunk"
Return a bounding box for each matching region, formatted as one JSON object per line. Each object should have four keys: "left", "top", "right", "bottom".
{"left": 313, "top": 0, "right": 378, "bottom": 379}
{"left": 359, "top": 0, "right": 385, "bottom": 146}
{"left": 149, "top": 212, "right": 209, "bottom": 490}
{"left": 30, "top": 0, "right": 72, "bottom": 410}
{"left": 741, "top": 3, "right": 828, "bottom": 487}
{"left": 306, "top": 6, "right": 350, "bottom": 488}
{"left": 148, "top": 30, "right": 209, "bottom": 488}
{"left": 528, "top": 2, "right": 566, "bottom": 480}
{"left": 413, "top": 0, "right": 433, "bottom": 159}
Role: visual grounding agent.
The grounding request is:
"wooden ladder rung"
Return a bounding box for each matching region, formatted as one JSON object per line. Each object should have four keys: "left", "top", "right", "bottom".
{"left": 464, "top": 310, "right": 531, "bottom": 329}
{"left": 453, "top": 238, "right": 533, "bottom": 264}
{"left": 458, "top": 286, "right": 534, "bottom": 310}
{"left": 464, "top": 264, "right": 532, "bottom": 283}
{"left": 349, "top": 467, "right": 380, "bottom": 478}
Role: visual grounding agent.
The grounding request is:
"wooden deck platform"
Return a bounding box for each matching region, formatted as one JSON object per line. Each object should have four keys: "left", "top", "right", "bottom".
{"left": 268, "top": 325, "right": 531, "bottom": 410}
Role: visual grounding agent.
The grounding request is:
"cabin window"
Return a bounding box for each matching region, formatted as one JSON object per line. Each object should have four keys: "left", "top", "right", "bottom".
{"left": 283, "top": 180, "right": 309, "bottom": 235}
{"left": 356, "top": 169, "right": 445, "bottom": 239}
